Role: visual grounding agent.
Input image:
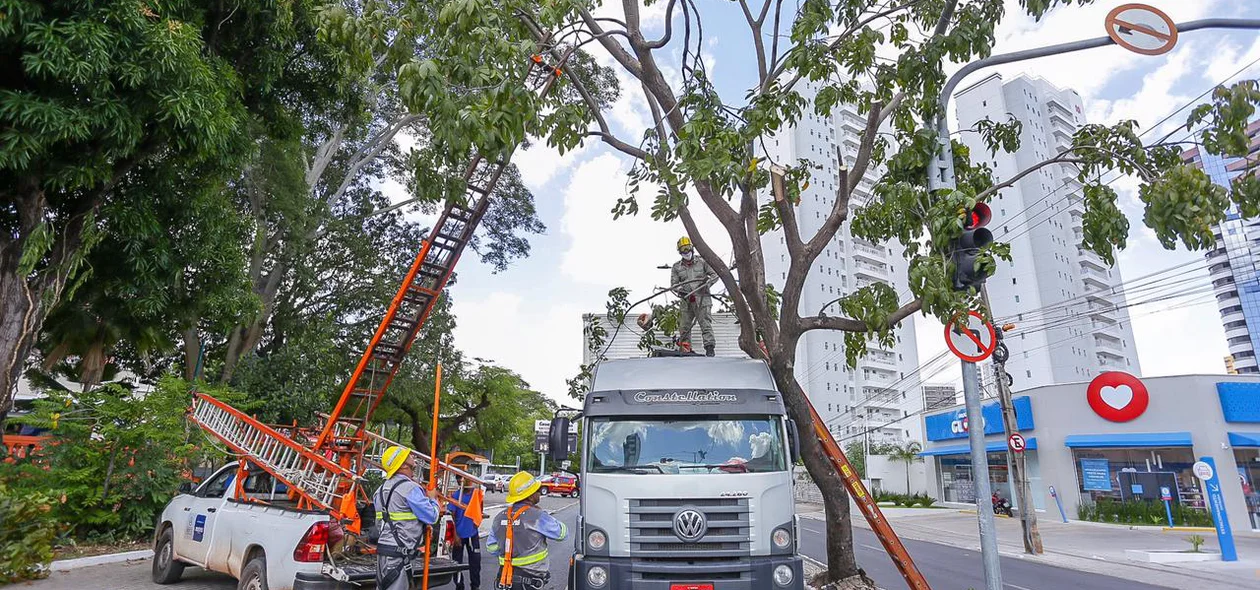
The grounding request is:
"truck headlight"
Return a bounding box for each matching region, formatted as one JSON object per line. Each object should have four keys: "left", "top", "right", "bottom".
{"left": 774, "top": 564, "right": 794, "bottom": 586}
{"left": 587, "top": 529, "right": 607, "bottom": 551}
{"left": 772, "top": 527, "right": 791, "bottom": 549}
{"left": 587, "top": 565, "right": 609, "bottom": 588}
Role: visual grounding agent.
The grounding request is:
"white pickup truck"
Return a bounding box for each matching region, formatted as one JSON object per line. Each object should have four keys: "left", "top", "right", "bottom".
{"left": 153, "top": 464, "right": 464, "bottom": 590}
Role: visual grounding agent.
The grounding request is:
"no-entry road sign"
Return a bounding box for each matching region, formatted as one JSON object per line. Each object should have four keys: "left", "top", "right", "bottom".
{"left": 1008, "top": 433, "right": 1026, "bottom": 454}
{"left": 944, "top": 310, "right": 997, "bottom": 363}
{"left": 1105, "top": 3, "right": 1178, "bottom": 56}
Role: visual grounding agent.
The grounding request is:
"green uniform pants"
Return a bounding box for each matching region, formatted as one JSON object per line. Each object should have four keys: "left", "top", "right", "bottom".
{"left": 679, "top": 294, "right": 714, "bottom": 349}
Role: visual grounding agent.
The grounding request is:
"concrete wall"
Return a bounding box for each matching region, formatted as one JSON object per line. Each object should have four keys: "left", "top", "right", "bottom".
{"left": 867, "top": 455, "right": 928, "bottom": 495}
{"left": 921, "top": 374, "right": 1260, "bottom": 533}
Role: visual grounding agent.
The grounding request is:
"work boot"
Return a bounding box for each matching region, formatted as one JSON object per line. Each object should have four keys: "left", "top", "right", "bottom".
{"left": 705, "top": 344, "right": 715, "bottom": 357}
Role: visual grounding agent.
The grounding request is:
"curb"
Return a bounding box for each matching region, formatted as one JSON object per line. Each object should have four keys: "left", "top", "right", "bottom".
{"left": 1160, "top": 526, "right": 1215, "bottom": 532}
{"left": 50, "top": 549, "right": 153, "bottom": 571}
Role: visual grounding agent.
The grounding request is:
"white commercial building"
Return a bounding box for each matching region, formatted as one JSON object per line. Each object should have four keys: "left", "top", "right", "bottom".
{"left": 760, "top": 80, "right": 922, "bottom": 445}
{"left": 954, "top": 74, "right": 1141, "bottom": 390}
{"left": 581, "top": 312, "right": 744, "bottom": 365}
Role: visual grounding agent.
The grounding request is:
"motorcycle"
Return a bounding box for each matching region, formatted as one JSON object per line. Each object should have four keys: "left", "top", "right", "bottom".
{"left": 992, "top": 492, "right": 1013, "bottom": 516}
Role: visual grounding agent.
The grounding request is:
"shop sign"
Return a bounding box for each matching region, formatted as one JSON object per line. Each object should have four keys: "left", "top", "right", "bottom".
{"left": 1195, "top": 456, "right": 1238, "bottom": 562}
{"left": 1086, "top": 371, "right": 1149, "bottom": 422}
{"left": 925, "top": 396, "right": 1034, "bottom": 441}
{"left": 1080, "top": 458, "right": 1112, "bottom": 491}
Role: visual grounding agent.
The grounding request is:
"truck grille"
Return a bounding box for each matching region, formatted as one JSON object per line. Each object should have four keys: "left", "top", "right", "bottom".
{"left": 628, "top": 498, "right": 751, "bottom": 558}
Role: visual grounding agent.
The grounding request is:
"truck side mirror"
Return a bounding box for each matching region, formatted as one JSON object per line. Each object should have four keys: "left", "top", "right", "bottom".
{"left": 548, "top": 417, "right": 571, "bottom": 463}
{"left": 787, "top": 420, "right": 801, "bottom": 464}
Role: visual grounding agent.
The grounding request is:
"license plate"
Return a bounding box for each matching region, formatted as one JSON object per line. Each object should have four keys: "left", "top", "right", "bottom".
{"left": 670, "top": 585, "right": 714, "bottom": 590}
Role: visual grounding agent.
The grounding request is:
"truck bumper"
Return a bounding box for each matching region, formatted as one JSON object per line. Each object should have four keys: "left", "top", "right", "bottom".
{"left": 571, "top": 554, "right": 805, "bottom": 590}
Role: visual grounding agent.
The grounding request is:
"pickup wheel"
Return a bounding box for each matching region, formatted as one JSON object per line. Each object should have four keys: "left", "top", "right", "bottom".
{"left": 238, "top": 555, "right": 269, "bottom": 590}
{"left": 151, "top": 526, "right": 185, "bottom": 584}
{"left": 541, "top": 486, "right": 551, "bottom": 496}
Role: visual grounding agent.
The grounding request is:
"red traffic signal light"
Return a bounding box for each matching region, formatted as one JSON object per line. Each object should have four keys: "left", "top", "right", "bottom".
{"left": 964, "top": 202, "right": 991, "bottom": 229}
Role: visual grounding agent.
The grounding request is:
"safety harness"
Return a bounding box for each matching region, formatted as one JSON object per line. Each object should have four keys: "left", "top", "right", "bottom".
{"left": 496, "top": 504, "right": 547, "bottom": 589}
{"left": 376, "top": 480, "right": 424, "bottom": 588}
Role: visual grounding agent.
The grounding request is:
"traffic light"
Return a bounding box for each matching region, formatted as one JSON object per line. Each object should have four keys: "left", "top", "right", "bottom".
{"left": 951, "top": 202, "right": 994, "bottom": 291}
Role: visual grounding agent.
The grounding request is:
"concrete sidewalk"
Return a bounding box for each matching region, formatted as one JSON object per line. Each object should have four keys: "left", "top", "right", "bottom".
{"left": 797, "top": 501, "right": 1260, "bottom": 589}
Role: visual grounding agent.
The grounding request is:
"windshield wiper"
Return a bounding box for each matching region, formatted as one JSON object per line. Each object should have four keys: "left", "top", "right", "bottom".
{"left": 592, "top": 465, "right": 664, "bottom": 474}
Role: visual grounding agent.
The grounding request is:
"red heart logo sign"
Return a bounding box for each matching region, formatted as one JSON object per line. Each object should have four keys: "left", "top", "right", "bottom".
{"left": 1086, "top": 371, "right": 1148, "bottom": 422}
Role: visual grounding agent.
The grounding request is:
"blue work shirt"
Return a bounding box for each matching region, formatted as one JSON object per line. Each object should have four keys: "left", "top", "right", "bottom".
{"left": 403, "top": 486, "right": 440, "bottom": 524}
{"left": 448, "top": 489, "right": 480, "bottom": 539}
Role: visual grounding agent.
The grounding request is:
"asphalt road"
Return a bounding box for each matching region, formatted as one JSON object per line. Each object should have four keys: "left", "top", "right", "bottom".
{"left": 797, "top": 516, "right": 1169, "bottom": 590}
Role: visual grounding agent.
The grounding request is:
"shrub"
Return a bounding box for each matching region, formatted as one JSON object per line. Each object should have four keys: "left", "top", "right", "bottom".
{"left": 914, "top": 493, "right": 937, "bottom": 507}
{"left": 1077, "top": 498, "right": 1214, "bottom": 527}
{"left": 2, "top": 376, "right": 240, "bottom": 541}
{"left": 1186, "top": 534, "right": 1206, "bottom": 553}
{"left": 0, "top": 483, "right": 58, "bottom": 582}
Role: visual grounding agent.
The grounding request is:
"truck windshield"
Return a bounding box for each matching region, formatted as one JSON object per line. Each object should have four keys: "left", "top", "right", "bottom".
{"left": 587, "top": 416, "right": 787, "bottom": 474}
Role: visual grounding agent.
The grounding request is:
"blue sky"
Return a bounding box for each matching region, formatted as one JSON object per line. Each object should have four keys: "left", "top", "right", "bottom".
{"left": 393, "top": 1, "right": 1260, "bottom": 402}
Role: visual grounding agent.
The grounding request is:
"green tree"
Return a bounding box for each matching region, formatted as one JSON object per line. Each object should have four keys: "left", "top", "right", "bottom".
{"left": 541, "top": 2, "right": 1259, "bottom": 584}
{"left": 0, "top": 1, "right": 309, "bottom": 425}
{"left": 888, "top": 441, "right": 924, "bottom": 494}
{"left": 2, "top": 377, "right": 240, "bottom": 541}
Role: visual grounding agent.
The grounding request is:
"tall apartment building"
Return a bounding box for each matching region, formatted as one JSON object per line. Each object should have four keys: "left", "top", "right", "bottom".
{"left": 1184, "top": 119, "right": 1260, "bottom": 374}
{"left": 954, "top": 74, "right": 1141, "bottom": 389}
{"left": 760, "top": 80, "right": 922, "bottom": 444}
{"left": 922, "top": 384, "right": 957, "bottom": 411}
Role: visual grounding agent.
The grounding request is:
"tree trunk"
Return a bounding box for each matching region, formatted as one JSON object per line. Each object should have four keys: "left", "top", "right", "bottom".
{"left": 766, "top": 355, "right": 864, "bottom": 583}
{"left": 182, "top": 326, "right": 201, "bottom": 381}
{"left": 220, "top": 261, "right": 287, "bottom": 383}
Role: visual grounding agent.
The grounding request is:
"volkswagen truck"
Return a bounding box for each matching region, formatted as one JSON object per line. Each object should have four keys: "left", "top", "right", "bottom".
{"left": 548, "top": 356, "right": 805, "bottom": 590}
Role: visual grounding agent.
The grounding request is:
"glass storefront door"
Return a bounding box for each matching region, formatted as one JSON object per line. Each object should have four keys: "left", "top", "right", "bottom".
{"left": 1232, "top": 448, "right": 1260, "bottom": 529}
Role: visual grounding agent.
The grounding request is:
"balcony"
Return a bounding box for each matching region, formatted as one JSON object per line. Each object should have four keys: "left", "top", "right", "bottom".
{"left": 863, "top": 368, "right": 898, "bottom": 384}
{"left": 1210, "top": 262, "right": 1234, "bottom": 280}
{"left": 854, "top": 260, "right": 890, "bottom": 278}
{"left": 862, "top": 350, "right": 898, "bottom": 367}
{"left": 1080, "top": 264, "right": 1110, "bottom": 285}
{"left": 1098, "top": 357, "right": 1128, "bottom": 370}
{"left": 853, "top": 240, "right": 886, "bottom": 260}
{"left": 1226, "top": 323, "right": 1251, "bottom": 340}
{"left": 855, "top": 277, "right": 890, "bottom": 291}
{"left": 1049, "top": 109, "right": 1074, "bottom": 130}
{"left": 1094, "top": 336, "right": 1124, "bottom": 354}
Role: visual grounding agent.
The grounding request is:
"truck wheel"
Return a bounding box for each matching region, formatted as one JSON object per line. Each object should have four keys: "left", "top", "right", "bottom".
{"left": 238, "top": 555, "right": 269, "bottom": 590}
{"left": 151, "top": 526, "right": 184, "bottom": 584}
{"left": 541, "top": 487, "right": 550, "bottom": 496}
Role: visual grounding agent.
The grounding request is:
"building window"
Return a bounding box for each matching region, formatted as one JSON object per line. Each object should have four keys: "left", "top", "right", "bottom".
{"left": 1026, "top": 370, "right": 1032, "bottom": 378}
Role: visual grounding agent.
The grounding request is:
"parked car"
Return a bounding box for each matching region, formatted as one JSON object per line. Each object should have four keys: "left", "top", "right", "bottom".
{"left": 483, "top": 473, "right": 508, "bottom": 493}
{"left": 153, "top": 463, "right": 464, "bottom": 589}
{"left": 540, "top": 473, "right": 579, "bottom": 497}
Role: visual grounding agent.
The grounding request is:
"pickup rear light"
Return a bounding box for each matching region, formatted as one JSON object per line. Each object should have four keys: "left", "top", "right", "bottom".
{"left": 294, "top": 521, "right": 329, "bottom": 563}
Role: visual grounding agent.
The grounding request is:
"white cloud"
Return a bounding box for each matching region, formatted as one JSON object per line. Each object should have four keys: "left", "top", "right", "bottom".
{"left": 558, "top": 152, "right": 733, "bottom": 291}
{"left": 513, "top": 139, "right": 595, "bottom": 190}
{"left": 451, "top": 291, "right": 587, "bottom": 401}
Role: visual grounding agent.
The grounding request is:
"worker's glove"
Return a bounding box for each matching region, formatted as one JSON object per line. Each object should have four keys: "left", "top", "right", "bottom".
{"left": 689, "top": 295, "right": 696, "bottom": 303}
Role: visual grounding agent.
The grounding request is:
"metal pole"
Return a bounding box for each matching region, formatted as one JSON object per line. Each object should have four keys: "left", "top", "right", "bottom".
{"left": 962, "top": 361, "right": 1002, "bottom": 590}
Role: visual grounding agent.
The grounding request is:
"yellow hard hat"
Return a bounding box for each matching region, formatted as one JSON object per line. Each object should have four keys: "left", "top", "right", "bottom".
{"left": 505, "top": 471, "right": 541, "bottom": 504}
{"left": 381, "top": 445, "right": 412, "bottom": 478}
{"left": 677, "top": 236, "right": 692, "bottom": 251}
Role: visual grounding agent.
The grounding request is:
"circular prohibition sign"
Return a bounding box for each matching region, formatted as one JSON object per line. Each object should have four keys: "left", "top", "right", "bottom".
{"left": 943, "top": 310, "right": 998, "bottom": 363}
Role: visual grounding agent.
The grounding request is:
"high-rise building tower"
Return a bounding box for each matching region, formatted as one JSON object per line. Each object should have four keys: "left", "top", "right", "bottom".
{"left": 1183, "top": 119, "right": 1260, "bottom": 374}
{"left": 760, "top": 80, "right": 922, "bottom": 444}
{"left": 954, "top": 74, "right": 1141, "bottom": 388}
{"left": 922, "top": 384, "right": 957, "bottom": 411}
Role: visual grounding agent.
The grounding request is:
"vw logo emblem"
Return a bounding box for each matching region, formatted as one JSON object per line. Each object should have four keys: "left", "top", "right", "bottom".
{"left": 673, "top": 508, "right": 707, "bottom": 542}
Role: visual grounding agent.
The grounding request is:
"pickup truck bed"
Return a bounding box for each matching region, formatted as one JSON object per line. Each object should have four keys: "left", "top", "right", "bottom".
{"left": 296, "top": 556, "right": 464, "bottom": 589}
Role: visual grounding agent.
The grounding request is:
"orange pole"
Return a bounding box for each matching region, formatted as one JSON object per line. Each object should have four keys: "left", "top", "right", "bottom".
{"left": 422, "top": 363, "right": 443, "bottom": 590}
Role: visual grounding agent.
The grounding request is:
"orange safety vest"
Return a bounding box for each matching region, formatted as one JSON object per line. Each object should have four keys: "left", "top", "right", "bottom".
{"left": 498, "top": 505, "right": 530, "bottom": 586}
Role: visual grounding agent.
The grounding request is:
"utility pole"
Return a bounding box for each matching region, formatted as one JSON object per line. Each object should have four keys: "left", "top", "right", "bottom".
{"left": 982, "top": 288, "right": 1043, "bottom": 554}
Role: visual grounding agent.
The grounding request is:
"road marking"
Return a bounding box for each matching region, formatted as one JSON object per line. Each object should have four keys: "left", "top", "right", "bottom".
{"left": 1005, "top": 583, "right": 1034, "bottom": 590}
{"left": 859, "top": 543, "right": 883, "bottom": 551}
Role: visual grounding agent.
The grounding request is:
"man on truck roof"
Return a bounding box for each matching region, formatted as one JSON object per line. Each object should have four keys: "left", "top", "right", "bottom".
{"left": 671, "top": 236, "right": 717, "bottom": 357}
{"left": 376, "top": 445, "right": 441, "bottom": 590}
{"left": 487, "top": 472, "right": 568, "bottom": 589}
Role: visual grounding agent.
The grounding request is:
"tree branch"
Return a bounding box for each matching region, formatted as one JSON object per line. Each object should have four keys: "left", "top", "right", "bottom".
{"left": 798, "top": 299, "right": 922, "bottom": 334}
{"left": 976, "top": 154, "right": 1088, "bottom": 202}
{"left": 579, "top": 9, "right": 643, "bottom": 77}
{"left": 738, "top": 0, "right": 769, "bottom": 83}
{"left": 644, "top": 0, "right": 679, "bottom": 48}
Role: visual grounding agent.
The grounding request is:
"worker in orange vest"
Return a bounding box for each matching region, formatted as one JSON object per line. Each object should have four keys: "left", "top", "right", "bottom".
{"left": 486, "top": 472, "right": 568, "bottom": 589}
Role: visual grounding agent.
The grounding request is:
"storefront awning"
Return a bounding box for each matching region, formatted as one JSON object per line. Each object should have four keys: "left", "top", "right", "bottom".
{"left": 1228, "top": 432, "right": 1260, "bottom": 447}
{"left": 1063, "top": 432, "right": 1192, "bottom": 448}
{"left": 919, "top": 438, "right": 1037, "bottom": 457}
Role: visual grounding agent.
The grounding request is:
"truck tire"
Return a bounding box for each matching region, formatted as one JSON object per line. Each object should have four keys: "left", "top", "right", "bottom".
{"left": 238, "top": 555, "right": 269, "bottom": 590}
{"left": 151, "top": 526, "right": 185, "bottom": 584}
{"left": 541, "top": 486, "right": 551, "bottom": 496}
